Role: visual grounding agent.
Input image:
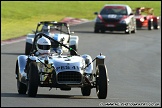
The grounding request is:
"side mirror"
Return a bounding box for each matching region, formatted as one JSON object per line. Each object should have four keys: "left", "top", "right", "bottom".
{"left": 94, "top": 12, "right": 98, "bottom": 15}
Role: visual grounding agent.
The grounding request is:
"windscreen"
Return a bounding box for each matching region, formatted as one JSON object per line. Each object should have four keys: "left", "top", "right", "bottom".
{"left": 100, "top": 6, "right": 127, "bottom": 15}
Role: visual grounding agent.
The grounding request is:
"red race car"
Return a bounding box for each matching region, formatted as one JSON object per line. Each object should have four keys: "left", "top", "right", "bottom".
{"left": 134, "top": 7, "right": 160, "bottom": 30}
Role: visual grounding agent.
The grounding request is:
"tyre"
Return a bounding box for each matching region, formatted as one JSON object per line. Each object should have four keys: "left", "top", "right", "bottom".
{"left": 131, "top": 27, "right": 136, "bottom": 33}
{"left": 70, "top": 45, "right": 78, "bottom": 55}
{"left": 153, "top": 23, "right": 159, "bottom": 29}
{"left": 25, "top": 42, "right": 32, "bottom": 55}
{"left": 101, "top": 30, "right": 105, "bottom": 33}
{"left": 94, "top": 29, "right": 99, "bottom": 33}
{"left": 96, "top": 64, "right": 108, "bottom": 99}
{"left": 16, "top": 61, "right": 27, "bottom": 94}
{"left": 27, "top": 62, "right": 39, "bottom": 97}
{"left": 125, "top": 25, "right": 131, "bottom": 34}
{"left": 148, "top": 20, "right": 153, "bottom": 30}
{"left": 17, "top": 80, "right": 27, "bottom": 94}
{"left": 81, "top": 86, "right": 91, "bottom": 96}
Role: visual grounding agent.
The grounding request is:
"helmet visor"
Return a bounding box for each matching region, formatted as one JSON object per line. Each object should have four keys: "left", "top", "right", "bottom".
{"left": 38, "top": 45, "right": 51, "bottom": 50}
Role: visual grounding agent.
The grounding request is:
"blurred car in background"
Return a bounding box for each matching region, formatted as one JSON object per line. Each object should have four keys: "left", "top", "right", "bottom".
{"left": 133, "top": 7, "right": 160, "bottom": 30}
{"left": 94, "top": 4, "right": 136, "bottom": 34}
{"left": 25, "top": 21, "right": 79, "bottom": 55}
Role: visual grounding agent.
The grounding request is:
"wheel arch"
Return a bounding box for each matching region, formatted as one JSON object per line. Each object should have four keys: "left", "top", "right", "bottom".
{"left": 16, "top": 55, "right": 28, "bottom": 84}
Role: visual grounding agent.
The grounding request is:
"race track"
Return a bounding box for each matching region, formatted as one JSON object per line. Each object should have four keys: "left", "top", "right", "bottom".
{"left": 1, "top": 21, "right": 161, "bottom": 107}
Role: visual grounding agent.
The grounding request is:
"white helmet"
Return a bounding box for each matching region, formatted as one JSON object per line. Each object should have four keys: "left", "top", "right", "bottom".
{"left": 37, "top": 36, "right": 51, "bottom": 54}
{"left": 41, "top": 25, "right": 50, "bottom": 33}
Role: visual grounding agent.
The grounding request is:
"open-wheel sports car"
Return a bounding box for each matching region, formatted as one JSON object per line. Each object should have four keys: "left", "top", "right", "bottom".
{"left": 25, "top": 21, "right": 79, "bottom": 55}
{"left": 94, "top": 4, "right": 136, "bottom": 34}
{"left": 133, "top": 7, "right": 160, "bottom": 30}
{"left": 15, "top": 31, "right": 109, "bottom": 99}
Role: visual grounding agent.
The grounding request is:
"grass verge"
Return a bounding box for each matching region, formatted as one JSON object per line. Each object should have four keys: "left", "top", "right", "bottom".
{"left": 1, "top": 1, "right": 161, "bottom": 40}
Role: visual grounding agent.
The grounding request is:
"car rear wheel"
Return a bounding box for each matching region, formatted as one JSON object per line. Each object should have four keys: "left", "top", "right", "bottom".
{"left": 96, "top": 64, "right": 108, "bottom": 99}
{"left": 81, "top": 86, "right": 91, "bottom": 96}
{"left": 94, "top": 29, "right": 99, "bottom": 33}
{"left": 148, "top": 20, "right": 153, "bottom": 30}
{"left": 131, "top": 27, "right": 136, "bottom": 33}
{"left": 70, "top": 45, "right": 78, "bottom": 55}
{"left": 27, "top": 62, "right": 39, "bottom": 97}
{"left": 153, "top": 22, "right": 159, "bottom": 29}
{"left": 25, "top": 42, "right": 32, "bottom": 55}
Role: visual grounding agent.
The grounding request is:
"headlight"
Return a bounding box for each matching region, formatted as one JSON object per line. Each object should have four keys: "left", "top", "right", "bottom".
{"left": 140, "top": 18, "right": 144, "bottom": 22}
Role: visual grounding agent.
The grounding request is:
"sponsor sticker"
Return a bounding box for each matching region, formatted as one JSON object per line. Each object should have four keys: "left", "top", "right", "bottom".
{"left": 56, "top": 65, "right": 80, "bottom": 71}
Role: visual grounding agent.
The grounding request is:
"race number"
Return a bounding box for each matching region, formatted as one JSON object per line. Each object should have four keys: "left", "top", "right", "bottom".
{"left": 108, "top": 14, "right": 117, "bottom": 18}
{"left": 56, "top": 66, "right": 80, "bottom": 71}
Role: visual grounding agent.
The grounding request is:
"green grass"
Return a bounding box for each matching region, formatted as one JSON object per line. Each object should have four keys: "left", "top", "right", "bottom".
{"left": 1, "top": 1, "right": 161, "bottom": 40}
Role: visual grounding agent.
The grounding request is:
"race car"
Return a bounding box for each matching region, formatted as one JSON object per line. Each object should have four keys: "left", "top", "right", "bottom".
{"left": 15, "top": 32, "right": 109, "bottom": 99}
{"left": 25, "top": 21, "right": 79, "bottom": 55}
{"left": 133, "top": 7, "right": 160, "bottom": 30}
{"left": 94, "top": 4, "right": 136, "bottom": 34}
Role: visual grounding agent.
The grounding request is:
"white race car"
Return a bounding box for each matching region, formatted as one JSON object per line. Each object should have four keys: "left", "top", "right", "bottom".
{"left": 16, "top": 32, "right": 109, "bottom": 99}
{"left": 25, "top": 21, "right": 79, "bottom": 55}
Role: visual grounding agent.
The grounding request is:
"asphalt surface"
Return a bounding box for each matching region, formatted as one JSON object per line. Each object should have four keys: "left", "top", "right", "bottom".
{"left": 1, "top": 21, "right": 161, "bottom": 107}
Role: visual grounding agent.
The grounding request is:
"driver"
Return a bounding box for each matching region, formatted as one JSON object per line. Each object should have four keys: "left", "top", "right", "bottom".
{"left": 41, "top": 25, "right": 50, "bottom": 34}
{"left": 36, "top": 36, "right": 51, "bottom": 55}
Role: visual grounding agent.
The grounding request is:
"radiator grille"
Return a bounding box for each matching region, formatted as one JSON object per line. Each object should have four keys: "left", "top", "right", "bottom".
{"left": 57, "top": 71, "right": 82, "bottom": 84}
{"left": 103, "top": 18, "right": 120, "bottom": 23}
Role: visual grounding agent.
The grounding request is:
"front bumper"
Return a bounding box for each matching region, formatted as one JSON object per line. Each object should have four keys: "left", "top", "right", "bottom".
{"left": 95, "top": 22, "right": 128, "bottom": 31}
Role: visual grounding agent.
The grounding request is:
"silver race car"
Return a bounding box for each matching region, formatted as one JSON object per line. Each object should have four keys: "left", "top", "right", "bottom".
{"left": 16, "top": 30, "right": 109, "bottom": 99}
{"left": 25, "top": 21, "right": 78, "bottom": 55}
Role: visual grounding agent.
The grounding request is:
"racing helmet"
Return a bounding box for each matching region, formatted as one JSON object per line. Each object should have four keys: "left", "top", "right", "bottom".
{"left": 37, "top": 36, "right": 51, "bottom": 54}
{"left": 41, "top": 25, "right": 50, "bottom": 33}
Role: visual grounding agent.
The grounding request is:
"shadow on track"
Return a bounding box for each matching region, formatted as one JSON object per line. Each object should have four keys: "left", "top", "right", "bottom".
{"left": 1, "top": 52, "right": 25, "bottom": 55}
{"left": 1, "top": 93, "right": 97, "bottom": 99}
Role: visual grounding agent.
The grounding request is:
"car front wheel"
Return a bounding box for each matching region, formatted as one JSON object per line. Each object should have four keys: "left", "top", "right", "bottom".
{"left": 16, "top": 60, "right": 27, "bottom": 94}
{"left": 27, "top": 62, "right": 39, "bottom": 97}
{"left": 96, "top": 64, "right": 108, "bottom": 99}
{"left": 125, "top": 24, "right": 131, "bottom": 34}
{"left": 94, "top": 29, "right": 100, "bottom": 33}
